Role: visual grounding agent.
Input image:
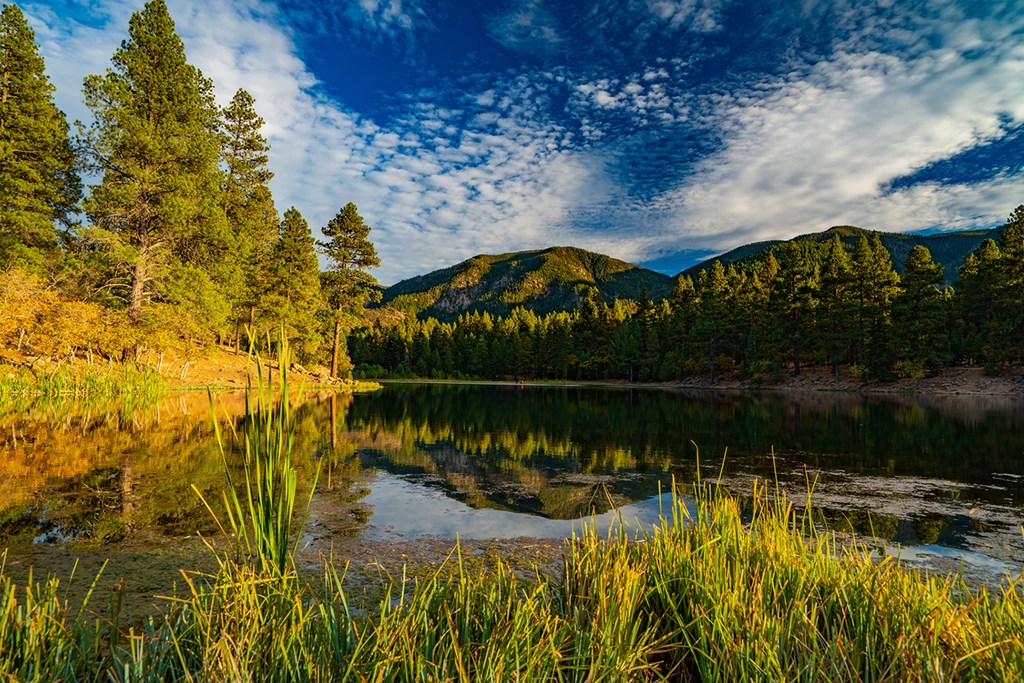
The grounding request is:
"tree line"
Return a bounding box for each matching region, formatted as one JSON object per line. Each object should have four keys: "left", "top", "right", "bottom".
{"left": 350, "top": 214, "right": 1024, "bottom": 383}
{"left": 5, "top": 0, "right": 1022, "bottom": 384}
{"left": 0, "top": 1, "right": 378, "bottom": 374}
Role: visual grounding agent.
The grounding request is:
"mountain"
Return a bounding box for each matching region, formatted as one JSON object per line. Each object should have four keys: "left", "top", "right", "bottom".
{"left": 381, "top": 246, "right": 675, "bottom": 320}
{"left": 679, "top": 226, "right": 1002, "bottom": 284}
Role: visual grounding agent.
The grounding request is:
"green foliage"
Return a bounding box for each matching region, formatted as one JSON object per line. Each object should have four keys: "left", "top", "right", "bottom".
{"left": 0, "top": 363, "right": 166, "bottom": 397}
{"left": 893, "top": 246, "right": 950, "bottom": 371}
{"left": 81, "top": 0, "right": 229, "bottom": 324}
{"left": 220, "top": 88, "right": 279, "bottom": 340}
{"left": 3, "top": 484, "right": 1023, "bottom": 680}
{"left": 383, "top": 246, "right": 675, "bottom": 321}
{"left": 319, "top": 202, "right": 381, "bottom": 377}
{"left": 201, "top": 346, "right": 314, "bottom": 574}
{"left": 262, "top": 208, "right": 322, "bottom": 359}
{"left": 685, "top": 224, "right": 1001, "bottom": 286}
{"left": 954, "top": 207, "right": 1024, "bottom": 367}
{"left": 0, "top": 3, "right": 81, "bottom": 273}
{"left": 356, "top": 215, "right": 1024, "bottom": 383}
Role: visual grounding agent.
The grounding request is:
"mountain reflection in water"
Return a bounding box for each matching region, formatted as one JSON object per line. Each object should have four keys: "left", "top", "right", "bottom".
{"left": 1, "top": 383, "right": 1023, "bottom": 584}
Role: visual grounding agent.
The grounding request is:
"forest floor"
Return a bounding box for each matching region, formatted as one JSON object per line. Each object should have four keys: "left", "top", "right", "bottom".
{"left": 0, "top": 343, "right": 367, "bottom": 392}
{"left": 4, "top": 343, "right": 1023, "bottom": 395}
{"left": 162, "top": 344, "right": 352, "bottom": 390}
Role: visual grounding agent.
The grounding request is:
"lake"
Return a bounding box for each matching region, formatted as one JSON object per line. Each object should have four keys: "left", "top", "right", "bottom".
{"left": 2, "top": 383, "right": 1023, "bottom": 599}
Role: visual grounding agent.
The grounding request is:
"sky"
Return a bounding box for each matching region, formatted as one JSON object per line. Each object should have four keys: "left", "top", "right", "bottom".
{"left": 24, "top": 0, "right": 1024, "bottom": 284}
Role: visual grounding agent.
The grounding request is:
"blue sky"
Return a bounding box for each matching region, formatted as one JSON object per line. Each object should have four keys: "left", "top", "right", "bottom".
{"left": 25, "top": 0, "right": 1024, "bottom": 283}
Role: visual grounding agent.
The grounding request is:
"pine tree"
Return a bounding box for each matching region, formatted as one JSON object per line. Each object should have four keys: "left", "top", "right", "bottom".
{"left": 818, "top": 235, "right": 854, "bottom": 378}
{"left": 573, "top": 287, "right": 612, "bottom": 379}
{"left": 958, "top": 239, "right": 1004, "bottom": 366}
{"left": 0, "top": 3, "right": 80, "bottom": 271}
{"left": 264, "top": 207, "right": 322, "bottom": 358}
{"left": 996, "top": 205, "right": 1024, "bottom": 359}
{"left": 663, "top": 275, "right": 698, "bottom": 377}
{"left": 81, "top": 0, "right": 227, "bottom": 323}
{"left": 693, "top": 261, "right": 729, "bottom": 381}
{"left": 220, "top": 88, "right": 278, "bottom": 345}
{"left": 770, "top": 242, "right": 819, "bottom": 376}
{"left": 850, "top": 233, "right": 899, "bottom": 372}
{"left": 607, "top": 319, "right": 639, "bottom": 381}
{"left": 892, "top": 245, "right": 948, "bottom": 372}
{"left": 318, "top": 202, "right": 381, "bottom": 377}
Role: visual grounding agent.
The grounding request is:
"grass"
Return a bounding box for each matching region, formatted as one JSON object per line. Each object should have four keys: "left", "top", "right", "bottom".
{"left": 0, "top": 363, "right": 168, "bottom": 398}
{"left": 1, "top": 354, "right": 1023, "bottom": 680}
{"left": 199, "top": 343, "right": 315, "bottom": 575}
{"left": 1, "top": 486, "right": 1022, "bottom": 680}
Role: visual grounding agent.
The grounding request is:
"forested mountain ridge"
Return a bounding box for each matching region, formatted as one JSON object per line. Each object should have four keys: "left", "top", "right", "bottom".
{"left": 381, "top": 246, "right": 675, "bottom": 321}
{"left": 352, "top": 209, "right": 1024, "bottom": 383}
{"left": 682, "top": 225, "right": 1001, "bottom": 284}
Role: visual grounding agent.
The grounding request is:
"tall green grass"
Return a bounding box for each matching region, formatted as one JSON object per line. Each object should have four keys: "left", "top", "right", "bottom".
{"left": 199, "top": 342, "right": 316, "bottom": 574}
{"left": 4, "top": 481, "right": 1021, "bottom": 681}
{"left": 2, "top": 351, "right": 1022, "bottom": 680}
{"left": 0, "top": 363, "right": 167, "bottom": 398}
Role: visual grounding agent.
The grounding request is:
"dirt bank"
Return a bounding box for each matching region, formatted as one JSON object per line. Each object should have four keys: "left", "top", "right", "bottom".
{"left": 676, "top": 365, "right": 1024, "bottom": 396}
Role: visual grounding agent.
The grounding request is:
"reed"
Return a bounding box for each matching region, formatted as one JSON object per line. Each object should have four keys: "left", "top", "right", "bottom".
{"left": 2, "top": 354, "right": 1022, "bottom": 680}
{"left": 2, "top": 483, "right": 1023, "bottom": 680}
{"left": 199, "top": 339, "right": 316, "bottom": 574}
{"left": 0, "top": 363, "right": 168, "bottom": 398}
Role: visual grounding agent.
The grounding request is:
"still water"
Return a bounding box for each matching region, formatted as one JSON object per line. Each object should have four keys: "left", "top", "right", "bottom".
{"left": 2, "top": 383, "right": 1023, "bottom": 585}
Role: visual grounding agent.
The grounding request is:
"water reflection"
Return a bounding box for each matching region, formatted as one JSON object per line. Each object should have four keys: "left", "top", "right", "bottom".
{"left": 347, "top": 384, "right": 1024, "bottom": 574}
{"left": 1, "top": 384, "right": 1023, "bottom": 583}
{"left": 0, "top": 391, "right": 350, "bottom": 548}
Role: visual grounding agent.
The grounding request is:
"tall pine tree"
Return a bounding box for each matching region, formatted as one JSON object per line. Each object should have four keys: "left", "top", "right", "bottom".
{"left": 850, "top": 233, "right": 899, "bottom": 373}
{"left": 264, "top": 207, "right": 322, "bottom": 359}
{"left": 318, "top": 202, "right": 380, "bottom": 377}
{"left": 996, "top": 205, "right": 1024, "bottom": 359}
{"left": 892, "top": 245, "right": 949, "bottom": 371}
{"left": 770, "top": 242, "right": 819, "bottom": 376}
{"left": 81, "top": 0, "right": 227, "bottom": 323}
{"left": 818, "top": 235, "right": 854, "bottom": 379}
{"left": 957, "top": 239, "right": 1003, "bottom": 366}
{"left": 220, "top": 88, "right": 278, "bottom": 345}
{"left": 0, "top": 3, "right": 80, "bottom": 272}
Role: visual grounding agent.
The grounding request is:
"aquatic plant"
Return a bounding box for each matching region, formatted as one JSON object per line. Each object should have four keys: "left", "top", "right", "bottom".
{"left": 200, "top": 341, "right": 316, "bottom": 574}
{"left": 2, "top": 352, "right": 1022, "bottom": 679}
{"left": 2, "top": 477, "right": 1023, "bottom": 680}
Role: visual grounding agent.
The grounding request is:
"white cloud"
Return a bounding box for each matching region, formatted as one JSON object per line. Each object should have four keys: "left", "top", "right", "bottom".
{"left": 645, "top": 0, "right": 727, "bottom": 33}
{"left": 26, "top": 0, "right": 622, "bottom": 283}
{"left": 23, "top": 0, "right": 1024, "bottom": 284}
{"left": 486, "top": 0, "right": 564, "bottom": 56}
{"left": 650, "top": 4, "right": 1024, "bottom": 253}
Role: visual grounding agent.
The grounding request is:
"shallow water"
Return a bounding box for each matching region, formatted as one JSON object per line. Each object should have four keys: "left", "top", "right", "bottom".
{"left": 2, "top": 383, "right": 1023, "bottom": 591}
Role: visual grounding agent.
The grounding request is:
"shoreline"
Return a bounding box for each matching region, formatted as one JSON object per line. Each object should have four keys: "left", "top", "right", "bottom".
{"left": 372, "top": 365, "right": 1024, "bottom": 398}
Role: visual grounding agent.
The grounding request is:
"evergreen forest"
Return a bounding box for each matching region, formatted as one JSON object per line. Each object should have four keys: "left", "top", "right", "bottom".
{"left": 350, "top": 221, "right": 1024, "bottom": 383}
{"left": 3, "top": 0, "right": 1024, "bottom": 386}
{"left": 0, "top": 0, "right": 376, "bottom": 378}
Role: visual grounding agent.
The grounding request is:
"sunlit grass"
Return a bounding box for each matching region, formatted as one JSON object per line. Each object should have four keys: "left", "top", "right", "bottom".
{"left": 197, "top": 339, "right": 317, "bottom": 575}
{"left": 2, "top": 351, "right": 1022, "bottom": 680}
{"left": 0, "top": 363, "right": 168, "bottom": 398}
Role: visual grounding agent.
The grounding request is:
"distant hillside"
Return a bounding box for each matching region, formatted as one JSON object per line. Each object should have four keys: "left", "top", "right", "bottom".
{"left": 681, "top": 226, "right": 1001, "bottom": 284}
{"left": 382, "top": 246, "right": 675, "bottom": 320}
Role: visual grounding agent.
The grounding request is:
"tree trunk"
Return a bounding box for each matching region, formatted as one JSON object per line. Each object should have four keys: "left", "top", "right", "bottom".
{"left": 331, "top": 319, "right": 342, "bottom": 378}
{"left": 129, "top": 256, "right": 147, "bottom": 323}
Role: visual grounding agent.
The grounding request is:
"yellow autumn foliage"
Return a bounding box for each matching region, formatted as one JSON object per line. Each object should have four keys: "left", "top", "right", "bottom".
{"left": 0, "top": 268, "right": 140, "bottom": 362}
